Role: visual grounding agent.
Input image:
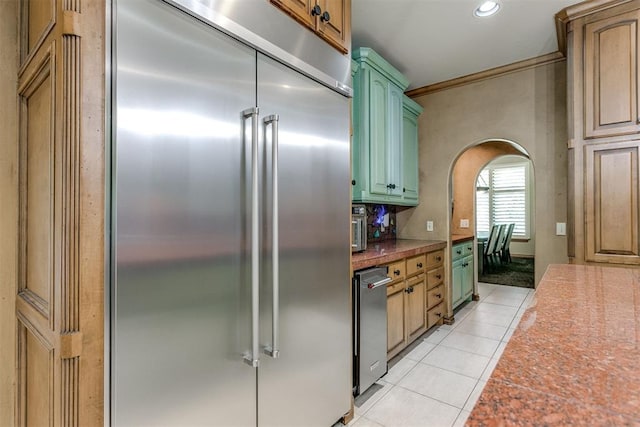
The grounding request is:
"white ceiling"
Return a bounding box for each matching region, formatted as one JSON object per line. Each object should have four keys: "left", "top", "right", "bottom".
{"left": 351, "top": 0, "right": 578, "bottom": 89}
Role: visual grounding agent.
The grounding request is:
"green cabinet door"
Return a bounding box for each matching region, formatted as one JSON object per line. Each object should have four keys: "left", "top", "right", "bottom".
{"left": 368, "top": 67, "right": 390, "bottom": 196}
{"left": 452, "top": 258, "right": 463, "bottom": 308}
{"left": 402, "top": 96, "right": 423, "bottom": 205}
{"left": 462, "top": 254, "right": 474, "bottom": 299}
{"left": 387, "top": 83, "right": 403, "bottom": 198}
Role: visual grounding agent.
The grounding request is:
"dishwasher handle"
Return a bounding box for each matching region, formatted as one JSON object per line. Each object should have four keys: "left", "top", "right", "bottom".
{"left": 364, "top": 277, "right": 392, "bottom": 289}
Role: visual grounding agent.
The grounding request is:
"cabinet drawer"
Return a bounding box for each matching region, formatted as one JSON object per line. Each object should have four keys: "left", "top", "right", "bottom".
{"left": 427, "top": 284, "right": 444, "bottom": 310}
{"left": 406, "top": 273, "right": 425, "bottom": 288}
{"left": 464, "top": 242, "right": 474, "bottom": 256}
{"left": 427, "top": 266, "right": 444, "bottom": 289}
{"left": 426, "top": 250, "right": 444, "bottom": 268}
{"left": 452, "top": 243, "right": 465, "bottom": 261}
{"left": 386, "top": 280, "right": 405, "bottom": 297}
{"left": 406, "top": 254, "right": 426, "bottom": 276}
{"left": 386, "top": 260, "right": 406, "bottom": 281}
{"left": 427, "top": 302, "right": 445, "bottom": 328}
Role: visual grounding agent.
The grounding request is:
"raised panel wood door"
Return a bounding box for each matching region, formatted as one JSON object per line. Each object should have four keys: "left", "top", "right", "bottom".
{"left": 586, "top": 141, "right": 640, "bottom": 263}
{"left": 584, "top": 9, "right": 640, "bottom": 139}
{"left": 386, "top": 283, "right": 405, "bottom": 358}
{"left": 12, "top": 0, "right": 105, "bottom": 425}
{"left": 387, "top": 83, "right": 403, "bottom": 198}
{"left": 406, "top": 276, "right": 426, "bottom": 343}
{"left": 316, "top": 0, "right": 350, "bottom": 53}
{"left": 270, "top": 0, "right": 315, "bottom": 29}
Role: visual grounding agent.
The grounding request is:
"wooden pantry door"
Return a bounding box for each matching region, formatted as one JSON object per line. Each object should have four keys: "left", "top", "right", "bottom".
{"left": 5, "top": 0, "right": 106, "bottom": 425}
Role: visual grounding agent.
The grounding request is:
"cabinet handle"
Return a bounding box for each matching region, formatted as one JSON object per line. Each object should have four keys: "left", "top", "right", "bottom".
{"left": 435, "top": 293, "right": 442, "bottom": 298}
{"left": 436, "top": 312, "right": 442, "bottom": 317}
{"left": 311, "top": 4, "right": 321, "bottom": 16}
{"left": 351, "top": 179, "right": 356, "bottom": 186}
{"left": 436, "top": 274, "right": 442, "bottom": 279}
{"left": 456, "top": 250, "right": 462, "bottom": 255}
{"left": 436, "top": 256, "right": 442, "bottom": 261}
{"left": 394, "top": 269, "right": 400, "bottom": 276}
{"left": 467, "top": 247, "right": 473, "bottom": 251}
{"left": 417, "top": 262, "right": 423, "bottom": 268}
{"left": 386, "top": 183, "right": 396, "bottom": 190}
{"left": 321, "top": 11, "right": 331, "bottom": 22}
{"left": 403, "top": 187, "right": 406, "bottom": 193}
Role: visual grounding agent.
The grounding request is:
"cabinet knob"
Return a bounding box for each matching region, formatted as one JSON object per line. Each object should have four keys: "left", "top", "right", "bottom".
{"left": 456, "top": 250, "right": 462, "bottom": 254}
{"left": 436, "top": 274, "right": 442, "bottom": 279}
{"left": 386, "top": 183, "right": 396, "bottom": 190}
{"left": 436, "top": 312, "right": 442, "bottom": 317}
{"left": 321, "top": 11, "right": 331, "bottom": 22}
{"left": 436, "top": 256, "right": 442, "bottom": 261}
{"left": 403, "top": 187, "right": 406, "bottom": 193}
{"left": 351, "top": 179, "right": 356, "bottom": 186}
{"left": 394, "top": 269, "right": 400, "bottom": 276}
{"left": 417, "top": 262, "right": 423, "bottom": 268}
{"left": 435, "top": 293, "right": 442, "bottom": 298}
{"left": 311, "top": 4, "right": 322, "bottom": 16}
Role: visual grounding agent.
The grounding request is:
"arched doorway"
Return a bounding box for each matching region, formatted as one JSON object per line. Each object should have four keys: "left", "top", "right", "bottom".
{"left": 448, "top": 139, "right": 535, "bottom": 309}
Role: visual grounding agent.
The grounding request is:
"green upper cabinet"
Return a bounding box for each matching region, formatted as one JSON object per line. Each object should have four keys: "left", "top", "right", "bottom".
{"left": 351, "top": 47, "right": 422, "bottom": 206}
{"left": 402, "top": 96, "right": 423, "bottom": 204}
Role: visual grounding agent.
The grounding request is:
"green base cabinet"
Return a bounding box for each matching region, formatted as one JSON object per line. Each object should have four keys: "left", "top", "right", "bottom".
{"left": 452, "top": 241, "right": 474, "bottom": 309}
{"left": 351, "top": 47, "right": 422, "bottom": 206}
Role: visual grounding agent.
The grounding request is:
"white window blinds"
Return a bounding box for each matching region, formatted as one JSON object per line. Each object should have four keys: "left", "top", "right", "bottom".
{"left": 476, "top": 163, "right": 529, "bottom": 238}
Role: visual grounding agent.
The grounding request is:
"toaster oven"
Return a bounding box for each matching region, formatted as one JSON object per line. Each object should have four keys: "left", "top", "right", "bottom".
{"left": 351, "top": 205, "right": 367, "bottom": 252}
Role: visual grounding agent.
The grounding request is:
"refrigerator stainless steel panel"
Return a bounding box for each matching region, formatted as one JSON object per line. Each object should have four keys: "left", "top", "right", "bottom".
{"left": 257, "top": 53, "right": 351, "bottom": 426}
{"left": 168, "top": 0, "right": 352, "bottom": 95}
{"left": 112, "top": 0, "right": 256, "bottom": 425}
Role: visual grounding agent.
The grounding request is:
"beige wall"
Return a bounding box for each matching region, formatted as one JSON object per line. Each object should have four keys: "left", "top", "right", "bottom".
{"left": 398, "top": 60, "right": 568, "bottom": 289}
{"left": 451, "top": 142, "right": 522, "bottom": 235}
{"left": 0, "top": 0, "right": 18, "bottom": 424}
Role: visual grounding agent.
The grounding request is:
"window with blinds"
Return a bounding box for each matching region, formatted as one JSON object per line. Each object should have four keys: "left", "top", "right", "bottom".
{"left": 476, "top": 163, "right": 529, "bottom": 238}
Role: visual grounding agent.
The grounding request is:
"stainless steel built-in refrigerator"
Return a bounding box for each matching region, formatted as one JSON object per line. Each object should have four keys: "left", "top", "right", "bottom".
{"left": 111, "top": 0, "right": 351, "bottom": 425}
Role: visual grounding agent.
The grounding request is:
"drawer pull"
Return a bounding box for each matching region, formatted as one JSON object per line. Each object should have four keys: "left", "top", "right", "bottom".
{"left": 436, "top": 312, "right": 442, "bottom": 317}
{"left": 435, "top": 293, "right": 442, "bottom": 298}
{"left": 456, "top": 249, "right": 462, "bottom": 255}
{"left": 417, "top": 262, "right": 423, "bottom": 268}
{"left": 394, "top": 269, "right": 401, "bottom": 276}
{"left": 436, "top": 256, "right": 442, "bottom": 261}
{"left": 467, "top": 247, "right": 473, "bottom": 251}
{"left": 436, "top": 274, "right": 442, "bottom": 279}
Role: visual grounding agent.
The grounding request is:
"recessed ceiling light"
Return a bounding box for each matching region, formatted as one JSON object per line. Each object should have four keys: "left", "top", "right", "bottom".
{"left": 474, "top": 0, "right": 500, "bottom": 17}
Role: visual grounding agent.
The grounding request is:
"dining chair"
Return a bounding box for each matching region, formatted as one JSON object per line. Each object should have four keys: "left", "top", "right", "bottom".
{"left": 490, "top": 224, "right": 506, "bottom": 266}
{"left": 500, "top": 223, "right": 515, "bottom": 263}
{"left": 483, "top": 224, "right": 501, "bottom": 272}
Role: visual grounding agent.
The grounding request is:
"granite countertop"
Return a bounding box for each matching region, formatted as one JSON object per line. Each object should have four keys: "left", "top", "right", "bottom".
{"left": 467, "top": 264, "right": 640, "bottom": 426}
{"left": 352, "top": 239, "right": 447, "bottom": 271}
{"left": 452, "top": 233, "right": 474, "bottom": 244}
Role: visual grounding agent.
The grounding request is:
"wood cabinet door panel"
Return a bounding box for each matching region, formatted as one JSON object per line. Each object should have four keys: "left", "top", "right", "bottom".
{"left": 316, "top": 0, "right": 350, "bottom": 53}
{"left": 586, "top": 142, "right": 640, "bottom": 263}
{"left": 386, "top": 285, "right": 405, "bottom": 355}
{"left": 584, "top": 10, "right": 640, "bottom": 138}
{"left": 406, "top": 275, "right": 426, "bottom": 342}
{"left": 270, "top": 0, "right": 314, "bottom": 29}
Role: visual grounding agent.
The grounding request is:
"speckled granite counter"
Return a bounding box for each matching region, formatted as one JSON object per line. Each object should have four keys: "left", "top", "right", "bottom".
{"left": 467, "top": 264, "right": 640, "bottom": 426}
{"left": 352, "top": 239, "right": 447, "bottom": 271}
{"left": 452, "top": 234, "right": 474, "bottom": 244}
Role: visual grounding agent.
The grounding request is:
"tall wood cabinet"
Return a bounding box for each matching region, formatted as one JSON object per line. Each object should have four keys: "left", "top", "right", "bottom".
{"left": 564, "top": 1, "right": 640, "bottom": 265}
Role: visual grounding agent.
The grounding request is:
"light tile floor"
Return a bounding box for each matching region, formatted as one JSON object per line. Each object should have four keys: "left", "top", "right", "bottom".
{"left": 348, "top": 283, "right": 535, "bottom": 427}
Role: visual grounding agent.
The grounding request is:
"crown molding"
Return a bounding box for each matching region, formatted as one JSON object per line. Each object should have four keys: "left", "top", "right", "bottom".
{"left": 555, "top": 0, "right": 636, "bottom": 55}
{"left": 405, "top": 51, "right": 565, "bottom": 98}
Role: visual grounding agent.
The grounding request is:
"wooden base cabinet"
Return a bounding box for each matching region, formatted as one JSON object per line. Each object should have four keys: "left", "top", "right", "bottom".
{"left": 385, "top": 249, "right": 445, "bottom": 360}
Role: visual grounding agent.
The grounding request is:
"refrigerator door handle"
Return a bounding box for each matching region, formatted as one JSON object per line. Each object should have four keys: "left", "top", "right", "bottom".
{"left": 242, "top": 107, "right": 260, "bottom": 368}
{"left": 263, "top": 114, "right": 280, "bottom": 359}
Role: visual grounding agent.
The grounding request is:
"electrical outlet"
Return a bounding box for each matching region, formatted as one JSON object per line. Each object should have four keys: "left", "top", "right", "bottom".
{"left": 460, "top": 219, "right": 470, "bottom": 228}
{"left": 426, "top": 221, "right": 434, "bottom": 232}
{"left": 556, "top": 222, "right": 566, "bottom": 236}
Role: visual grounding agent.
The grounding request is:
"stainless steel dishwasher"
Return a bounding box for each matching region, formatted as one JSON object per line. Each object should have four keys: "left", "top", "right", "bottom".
{"left": 353, "top": 267, "right": 392, "bottom": 396}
